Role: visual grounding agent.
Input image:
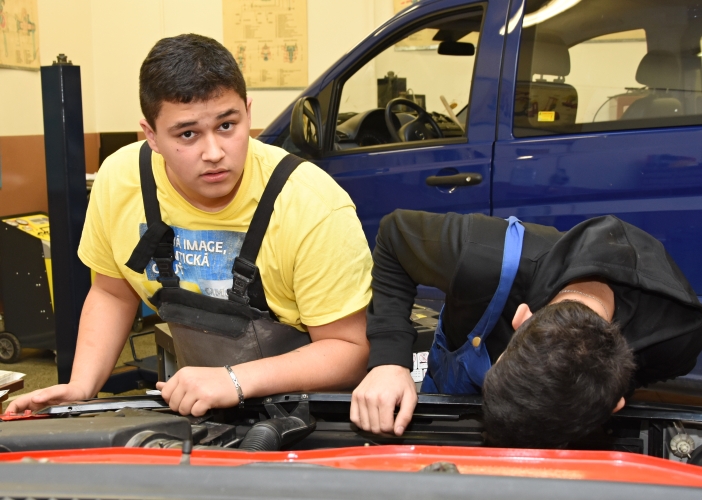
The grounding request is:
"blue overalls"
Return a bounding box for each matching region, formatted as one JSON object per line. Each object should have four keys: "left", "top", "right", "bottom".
{"left": 420, "top": 217, "right": 525, "bottom": 395}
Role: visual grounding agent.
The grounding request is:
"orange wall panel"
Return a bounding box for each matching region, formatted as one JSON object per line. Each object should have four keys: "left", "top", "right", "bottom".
{"left": 0, "top": 135, "right": 48, "bottom": 217}
{"left": 0, "top": 134, "right": 100, "bottom": 217}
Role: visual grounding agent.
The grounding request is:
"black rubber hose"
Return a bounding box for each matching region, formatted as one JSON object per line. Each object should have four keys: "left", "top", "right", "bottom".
{"left": 239, "top": 422, "right": 282, "bottom": 451}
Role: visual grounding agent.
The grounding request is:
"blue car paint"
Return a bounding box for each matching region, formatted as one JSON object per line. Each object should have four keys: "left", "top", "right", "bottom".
{"left": 258, "top": 0, "right": 702, "bottom": 376}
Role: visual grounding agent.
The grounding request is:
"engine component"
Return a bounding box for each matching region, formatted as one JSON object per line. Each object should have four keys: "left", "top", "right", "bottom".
{"left": 670, "top": 433, "right": 696, "bottom": 458}
{"left": 669, "top": 422, "right": 696, "bottom": 458}
{"left": 0, "top": 413, "right": 191, "bottom": 452}
{"left": 239, "top": 401, "right": 316, "bottom": 451}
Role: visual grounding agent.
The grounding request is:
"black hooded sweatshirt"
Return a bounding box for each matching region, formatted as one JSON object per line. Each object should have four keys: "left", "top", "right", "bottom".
{"left": 367, "top": 211, "right": 702, "bottom": 388}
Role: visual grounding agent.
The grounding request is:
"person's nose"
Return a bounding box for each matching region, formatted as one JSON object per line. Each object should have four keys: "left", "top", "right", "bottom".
{"left": 201, "top": 133, "right": 225, "bottom": 164}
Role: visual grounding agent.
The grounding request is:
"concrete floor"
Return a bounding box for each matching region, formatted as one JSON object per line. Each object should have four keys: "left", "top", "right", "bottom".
{"left": 2, "top": 317, "right": 159, "bottom": 411}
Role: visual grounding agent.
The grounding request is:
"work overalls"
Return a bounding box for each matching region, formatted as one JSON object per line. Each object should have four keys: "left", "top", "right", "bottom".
{"left": 421, "top": 217, "right": 524, "bottom": 394}
{"left": 125, "top": 142, "right": 311, "bottom": 368}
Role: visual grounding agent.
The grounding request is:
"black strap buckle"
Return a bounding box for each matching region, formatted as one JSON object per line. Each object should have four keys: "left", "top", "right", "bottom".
{"left": 228, "top": 257, "right": 258, "bottom": 304}
{"left": 154, "top": 243, "right": 180, "bottom": 287}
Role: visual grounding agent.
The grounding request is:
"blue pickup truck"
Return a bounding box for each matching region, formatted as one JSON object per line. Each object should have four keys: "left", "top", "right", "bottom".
{"left": 258, "top": 0, "right": 702, "bottom": 381}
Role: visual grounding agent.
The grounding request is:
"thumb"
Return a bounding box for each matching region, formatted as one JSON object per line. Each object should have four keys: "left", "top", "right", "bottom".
{"left": 394, "top": 389, "right": 417, "bottom": 436}
{"left": 31, "top": 385, "right": 70, "bottom": 405}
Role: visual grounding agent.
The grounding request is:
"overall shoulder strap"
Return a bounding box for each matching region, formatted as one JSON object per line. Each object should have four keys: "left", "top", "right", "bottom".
{"left": 124, "top": 142, "right": 180, "bottom": 287}
{"left": 228, "top": 154, "right": 306, "bottom": 304}
{"left": 138, "top": 140, "right": 162, "bottom": 226}
{"left": 467, "top": 216, "right": 524, "bottom": 343}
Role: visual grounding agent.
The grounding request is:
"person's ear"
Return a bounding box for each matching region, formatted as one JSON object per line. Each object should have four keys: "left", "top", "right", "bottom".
{"left": 139, "top": 119, "right": 160, "bottom": 154}
{"left": 612, "top": 397, "right": 626, "bottom": 414}
{"left": 512, "top": 303, "right": 533, "bottom": 330}
{"left": 245, "top": 96, "right": 253, "bottom": 128}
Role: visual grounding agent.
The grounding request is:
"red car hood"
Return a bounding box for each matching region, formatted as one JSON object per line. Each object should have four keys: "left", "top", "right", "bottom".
{"left": 2, "top": 445, "right": 702, "bottom": 488}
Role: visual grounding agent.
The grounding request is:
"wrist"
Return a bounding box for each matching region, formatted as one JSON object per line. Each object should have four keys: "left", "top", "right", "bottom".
{"left": 224, "top": 365, "right": 245, "bottom": 406}
{"left": 66, "top": 381, "right": 94, "bottom": 400}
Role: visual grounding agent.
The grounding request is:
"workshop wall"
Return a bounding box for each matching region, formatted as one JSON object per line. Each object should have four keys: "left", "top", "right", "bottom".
{"left": 0, "top": 0, "right": 98, "bottom": 217}
{"left": 0, "top": 0, "right": 384, "bottom": 217}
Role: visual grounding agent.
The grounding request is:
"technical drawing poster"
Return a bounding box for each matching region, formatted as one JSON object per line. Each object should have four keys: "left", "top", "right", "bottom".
{"left": 0, "top": 0, "right": 39, "bottom": 70}
{"left": 222, "top": 0, "right": 308, "bottom": 89}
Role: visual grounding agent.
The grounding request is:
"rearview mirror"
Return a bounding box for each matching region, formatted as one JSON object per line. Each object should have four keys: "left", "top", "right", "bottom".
{"left": 437, "top": 41, "right": 475, "bottom": 56}
{"left": 290, "top": 96, "right": 323, "bottom": 158}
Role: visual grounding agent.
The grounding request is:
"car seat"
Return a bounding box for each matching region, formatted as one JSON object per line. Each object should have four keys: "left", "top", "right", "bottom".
{"left": 514, "top": 33, "right": 578, "bottom": 132}
{"left": 620, "top": 50, "right": 682, "bottom": 120}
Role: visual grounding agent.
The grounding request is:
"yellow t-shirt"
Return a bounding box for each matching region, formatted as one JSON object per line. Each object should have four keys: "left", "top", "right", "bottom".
{"left": 78, "top": 138, "right": 372, "bottom": 330}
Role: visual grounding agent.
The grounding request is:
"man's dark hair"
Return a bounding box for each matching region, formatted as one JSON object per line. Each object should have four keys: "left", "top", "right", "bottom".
{"left": 139, "top": 34, "right": 246, "bottom": 129}
{"left": 482, "top": 300, "right": 635, "bottom": 449}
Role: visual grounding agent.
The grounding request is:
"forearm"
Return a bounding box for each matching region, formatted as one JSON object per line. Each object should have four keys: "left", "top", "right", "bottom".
{"left": 232, "top": 338, "right": 369, "bottom": 398}
{"left": 69, "top": 278, "right": 140, "bottom": 397}
{"left": 367, "top": 210, "right": 470, "bottom": 368}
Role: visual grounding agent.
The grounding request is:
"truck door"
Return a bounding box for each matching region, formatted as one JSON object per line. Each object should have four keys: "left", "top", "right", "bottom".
{"left": 493, "top": 0, "right": 702, "bottom": 294}
{"left": 293, "top": 0, "right": 508, "bottom": 248}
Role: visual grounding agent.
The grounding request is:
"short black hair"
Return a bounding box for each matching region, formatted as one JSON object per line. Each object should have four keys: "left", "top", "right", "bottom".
{"left": 482, "top": 300, "right": 635, "bottom": 449}
{"left": 139, "top": 34, "right": 247, "bottom": 129}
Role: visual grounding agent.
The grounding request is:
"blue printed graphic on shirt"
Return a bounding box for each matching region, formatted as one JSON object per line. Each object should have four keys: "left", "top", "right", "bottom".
{"left": 140, "top": 224, "right": 245, "bottom": 299}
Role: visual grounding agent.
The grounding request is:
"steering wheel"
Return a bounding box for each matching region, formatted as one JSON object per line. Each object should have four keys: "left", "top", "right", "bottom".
{"left": 384, "top": 98, "right": 444, "bottom": 142}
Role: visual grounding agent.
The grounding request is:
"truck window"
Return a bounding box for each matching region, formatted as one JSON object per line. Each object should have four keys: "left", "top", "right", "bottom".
{"left": 332, "top": 7, "right": 484, "bottom": 150}
{"left": 513, "top": 0, "right": 702, "bottom": 137}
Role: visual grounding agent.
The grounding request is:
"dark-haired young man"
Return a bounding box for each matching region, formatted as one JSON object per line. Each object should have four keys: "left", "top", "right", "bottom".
{"left": 350, "top": 211, "right": 702, "bottom": 448}
{"left": 8, "top": 34, "right": 372, "bottom": 415}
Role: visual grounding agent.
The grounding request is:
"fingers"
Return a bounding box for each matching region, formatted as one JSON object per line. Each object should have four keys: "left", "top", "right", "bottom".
{"left": 394, "top": 387, "right": 418, "bottom": 436}
{"left": 352, "top": 389, "right": 372, "bottom": 431}
{"left": 365, "top": 394, "right": 383, "bottom": 434}
{"left": 160, "top": 377, "right": 203, "bottom": 416}
{"left": 350, "top": 365, "right": 417, "bottom": 436}
{"left": 349, "top": 392, "right": 361, "bottom": 426}
{"left": 30, "top": 385, "right": 69, "bottom": 405}
{"left": 159, "top": 373, "right": 183, "bottom": 414}
{"left": 190, "top": 400, "right": 211, "bottom": 417}
{"left": 177, "top": 392, "right": 199, "bottom": 416}
{"left": 352, "top": 385, "right": 400, "bottom": 434}
{"left": 159, "top": 373, "right": 178, "bottom": 403}
{"left": 377, "top": 395, "right": 397, "bottom": 434}
{"left": 158, "top": 367, "right": 239, "bottom": 417}
{"left": 365, "top": 391, "right": 402, "bottom": 434}
{"left": 5, "top": 393, "right": 34, "bottom": 414}
{"left": 6, "top": 385, "right": 75, "bottom": 414}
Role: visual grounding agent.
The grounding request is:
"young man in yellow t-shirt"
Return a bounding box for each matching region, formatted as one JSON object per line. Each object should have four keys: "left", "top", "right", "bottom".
{"left": 8, "top": 34, "right": 372, "bottom": 416}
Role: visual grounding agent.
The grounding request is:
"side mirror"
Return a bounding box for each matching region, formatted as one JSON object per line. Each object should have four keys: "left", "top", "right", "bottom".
{"left": 437, "top": 41, "right": 475, "bottom": 56}
{"left": 290, "top": 96, "right": 324, "bottom": 158}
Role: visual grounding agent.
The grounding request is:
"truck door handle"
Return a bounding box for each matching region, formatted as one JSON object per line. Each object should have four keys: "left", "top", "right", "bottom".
{"left": 425, "top": 173, "right": 483, "bottom": 187}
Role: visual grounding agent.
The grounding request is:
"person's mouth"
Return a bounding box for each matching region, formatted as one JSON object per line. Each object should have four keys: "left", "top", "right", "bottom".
{"left": 201, "top": 169, "right": 229, "bottom": 182}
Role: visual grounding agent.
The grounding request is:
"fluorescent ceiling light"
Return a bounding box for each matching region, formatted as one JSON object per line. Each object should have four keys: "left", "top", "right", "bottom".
{"left": 500, "top": 3, "right": 524, "bottom": 36}
{"left": 523, "top": 0, "right": 582, "bottom": 28}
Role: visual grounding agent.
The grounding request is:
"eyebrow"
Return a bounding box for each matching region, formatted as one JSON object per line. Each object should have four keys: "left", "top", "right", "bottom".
{"left": 168, "top": 108, "right": 241, "bottom": 132}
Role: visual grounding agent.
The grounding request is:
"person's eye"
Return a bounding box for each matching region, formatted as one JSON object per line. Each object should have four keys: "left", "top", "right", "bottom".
{"left": 220, "top": 122, "right": 234, "bottom": 131}
{"left": 181, "top": 130, "right": 194, "bottom": 139}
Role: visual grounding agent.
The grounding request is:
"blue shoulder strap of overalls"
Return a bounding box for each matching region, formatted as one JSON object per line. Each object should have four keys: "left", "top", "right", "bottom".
{"left": 468, "top": 216, "right": 525, "bottom": 339}
{"left": 420, "top": 216, "right": 525, "bottom": 394}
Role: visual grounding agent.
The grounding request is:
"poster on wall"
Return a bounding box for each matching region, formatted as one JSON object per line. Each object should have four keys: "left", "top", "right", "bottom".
{"left": 393, "top": 0, "right": 437, "bottom": 51}
{"left": 0, "top": 0, "right": 40, "bottom": 70}
{"left": 222, "top": 0, "right": 308, "bottom": 89}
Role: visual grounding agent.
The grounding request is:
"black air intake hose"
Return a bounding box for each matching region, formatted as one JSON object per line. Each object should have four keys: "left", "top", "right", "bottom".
{"left": 239, "top": 422, "right": 283, "bottom": 451}
{"left": 239, "top": 402, "right": 316, "bottom": 451}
